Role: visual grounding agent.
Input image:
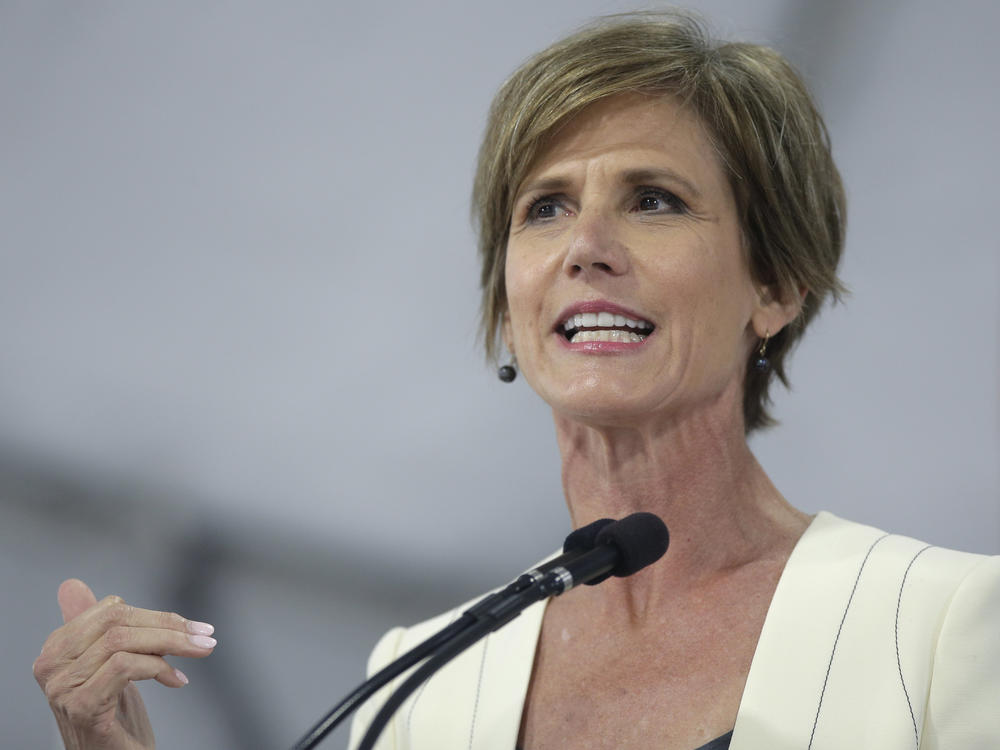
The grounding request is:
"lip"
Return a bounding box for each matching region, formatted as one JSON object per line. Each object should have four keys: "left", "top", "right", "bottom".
{"left": 553, "top": 300, "right": 654, "bottom": 330}
{"left": 553, "top": 299, "right": 655, "bottom": 354}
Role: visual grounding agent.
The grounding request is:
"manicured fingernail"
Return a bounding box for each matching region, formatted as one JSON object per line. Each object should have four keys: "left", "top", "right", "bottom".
{"left": 175, "top": 669, "right": 189, "bottom": 686}
{"left": 186, "top": 620, "right": 215, "bottom": 636}
{"left": 188, "top": 634, "right": 217, "bottom": 649}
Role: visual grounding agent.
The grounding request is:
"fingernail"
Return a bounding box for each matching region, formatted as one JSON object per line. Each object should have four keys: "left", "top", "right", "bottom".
{"left": 188, "top": 634, "right": 217, "bottom": 649}
{"left": 175, "top": 669, "right": 189, "bottom": 686}
{"left": 186, "top": 620, "right": 215, "bottom": 636}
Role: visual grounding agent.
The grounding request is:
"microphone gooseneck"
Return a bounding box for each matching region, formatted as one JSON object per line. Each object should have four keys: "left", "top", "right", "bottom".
{"left": 289, "top": 516, "right": 619, "bottom": 750}
{"left": 355, "top": 512, "right": 670, "bottom": 750}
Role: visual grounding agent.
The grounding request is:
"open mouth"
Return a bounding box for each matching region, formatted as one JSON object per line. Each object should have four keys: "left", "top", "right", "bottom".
{"left": 560, "top": 311, "right": 654, "bottom": 343}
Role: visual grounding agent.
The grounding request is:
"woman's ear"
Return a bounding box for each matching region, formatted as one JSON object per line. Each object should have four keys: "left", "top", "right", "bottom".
{"left": 750, "top": 284, "right": 806, "bottom": 339}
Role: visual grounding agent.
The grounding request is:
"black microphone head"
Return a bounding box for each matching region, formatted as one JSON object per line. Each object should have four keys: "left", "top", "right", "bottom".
{"left": 586, "top": 512, "right": 669, "bottom": 585}
{"left": 562, "top": 518, "right": 615, "bottom": 554}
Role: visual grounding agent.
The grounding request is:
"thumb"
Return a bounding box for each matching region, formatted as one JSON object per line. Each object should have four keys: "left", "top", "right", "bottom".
{"left": 57, "top": 579, "right": 99, "bottom": 624}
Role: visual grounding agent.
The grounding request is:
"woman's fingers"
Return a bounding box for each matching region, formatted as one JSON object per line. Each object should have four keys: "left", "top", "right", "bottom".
{"left": 45, "top": 624, "right": 217, "bottom": 694}
{"left": 90, "top": 624, "right": 217, "bottom": 677}
{"left": 48, "top": 651, "right": 184, "bottom": 716}
{"left": 90, "top": 652, "right": 189, "bottom": 695}
{"left": 34, "top": 579, "right": 216, "bottom": 696}
{"left": 42, "top": 586, "right": 213, "bottom": 665}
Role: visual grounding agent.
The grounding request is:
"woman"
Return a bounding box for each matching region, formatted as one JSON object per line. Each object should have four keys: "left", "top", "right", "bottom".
{"left": 347, "top": 13, "right": 999, "bottom": 750}
{"left": 34, "top": 12, "right": 998, "bottom": 750}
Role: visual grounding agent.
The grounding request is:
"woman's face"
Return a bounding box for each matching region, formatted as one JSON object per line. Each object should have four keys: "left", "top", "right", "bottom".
{"left": 504, "top": 93, "right": 769, "bottom": 428}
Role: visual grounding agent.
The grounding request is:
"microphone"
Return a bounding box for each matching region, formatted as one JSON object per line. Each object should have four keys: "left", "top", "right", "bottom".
{"left": 549, "top": 511, "right": 670, "bottom": 591}
{"left": 469, "top": 512, "right": 669, "bottom": 624}
{"left": 289, "top": 516, "right": 617, "bottom": 750}
{"left": 355, "top": 512, "right": 669, "bottom": 750}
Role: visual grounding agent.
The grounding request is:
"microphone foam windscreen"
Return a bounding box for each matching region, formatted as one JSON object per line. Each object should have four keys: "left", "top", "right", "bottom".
{"left": 594, "top": 512, "right": 669, "bottom": 578}
{"left": 562, "top": 518, "right": 615, "bottom": 554}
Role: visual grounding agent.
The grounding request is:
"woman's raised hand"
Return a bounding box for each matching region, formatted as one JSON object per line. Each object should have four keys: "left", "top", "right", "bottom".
{"left": 33, "top": 579, "right": 217, "bottom": 750}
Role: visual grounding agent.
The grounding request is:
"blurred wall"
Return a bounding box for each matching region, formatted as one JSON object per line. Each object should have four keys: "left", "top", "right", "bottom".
{"left": 2, "top": 1, "right": 997, "bottom": 747}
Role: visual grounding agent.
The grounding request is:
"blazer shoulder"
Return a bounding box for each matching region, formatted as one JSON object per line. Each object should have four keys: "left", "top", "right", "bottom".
{"left": 921, "top": 555, "right": 1000, "bottom": 747}
{"left": 808, "top": 511, "right": 991, "bottom": 592}
{"left": 732, "top": 513, "right": 997, "bottom": 749}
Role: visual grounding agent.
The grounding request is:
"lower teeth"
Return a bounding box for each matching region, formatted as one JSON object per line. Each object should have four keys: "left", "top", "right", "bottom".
{"left": 570, "top": 330, "right": 646, "bottom": 343}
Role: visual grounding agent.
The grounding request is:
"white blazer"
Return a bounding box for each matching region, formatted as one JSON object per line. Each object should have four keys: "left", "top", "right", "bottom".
{"left": 348, "top": 513, "right": 1000, "bottom": 749}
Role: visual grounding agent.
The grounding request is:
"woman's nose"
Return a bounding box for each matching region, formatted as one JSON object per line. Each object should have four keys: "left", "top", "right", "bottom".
{"left": 561, "top": 210, "right": 630, "bottom": 279}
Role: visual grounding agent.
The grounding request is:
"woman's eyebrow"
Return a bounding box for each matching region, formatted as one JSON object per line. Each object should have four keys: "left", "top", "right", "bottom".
{"left": 517, "top": 168, "right": 703, "bottom": 202}
{"left": 621, "top": 167, "right": 702, "bottom": 199}
{"left": 515, "top": 175, "right": 573, "bottom": 198}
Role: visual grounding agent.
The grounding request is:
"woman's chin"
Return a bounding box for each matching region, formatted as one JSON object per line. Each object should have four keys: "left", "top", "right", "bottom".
{"left": 543, "top": 388, "right": 670, "bottom": 429}
{"left": 533, "top": 371, "right": 743, "bottom": 434}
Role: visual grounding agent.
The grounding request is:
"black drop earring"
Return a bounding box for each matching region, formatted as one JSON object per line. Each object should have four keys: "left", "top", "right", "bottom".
{"left": 497, "top": 357, "right": 517, "bottom": 383}
{"left": 754, "top": 331, "right": 771, "bottom": 372}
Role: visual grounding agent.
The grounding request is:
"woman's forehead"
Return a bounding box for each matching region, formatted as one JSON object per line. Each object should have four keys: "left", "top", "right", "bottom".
{"left": 519, "top": 94, "right": 727, "bottom": 195}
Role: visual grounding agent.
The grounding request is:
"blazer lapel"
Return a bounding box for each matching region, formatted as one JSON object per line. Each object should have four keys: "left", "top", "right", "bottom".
{"left": 730, "top": 512, "right": 914, "bottom": 750}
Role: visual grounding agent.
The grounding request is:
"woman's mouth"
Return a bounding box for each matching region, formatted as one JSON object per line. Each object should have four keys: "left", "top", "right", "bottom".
{"left": 560, "top": 311, "right": 654, "bottom": 343}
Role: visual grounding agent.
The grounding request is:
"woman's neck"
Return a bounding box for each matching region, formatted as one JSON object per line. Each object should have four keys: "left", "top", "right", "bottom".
{"left": 552, "top": 400, "right": 810, "bottom": 617}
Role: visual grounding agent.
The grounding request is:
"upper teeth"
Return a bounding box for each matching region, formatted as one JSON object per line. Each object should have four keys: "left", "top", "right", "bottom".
{"left": 563, "top": 312, "right": 653, "bottom": 330}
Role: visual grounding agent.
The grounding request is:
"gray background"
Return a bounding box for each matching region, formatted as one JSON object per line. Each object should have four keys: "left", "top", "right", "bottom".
{"left": 2, "top": 1, "right": 997, "bottom": 747}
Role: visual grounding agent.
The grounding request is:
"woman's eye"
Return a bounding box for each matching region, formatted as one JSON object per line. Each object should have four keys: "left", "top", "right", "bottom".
{"left": 525, "top": 196, "right": 563, "bottom": 221}
{"left": 635, "top": 189, "right": 684, "bottom": 213}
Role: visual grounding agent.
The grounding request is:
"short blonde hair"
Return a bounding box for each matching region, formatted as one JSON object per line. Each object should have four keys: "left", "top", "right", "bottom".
{"left": 473, "top": 10, "right": 846, "bottom": 432}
